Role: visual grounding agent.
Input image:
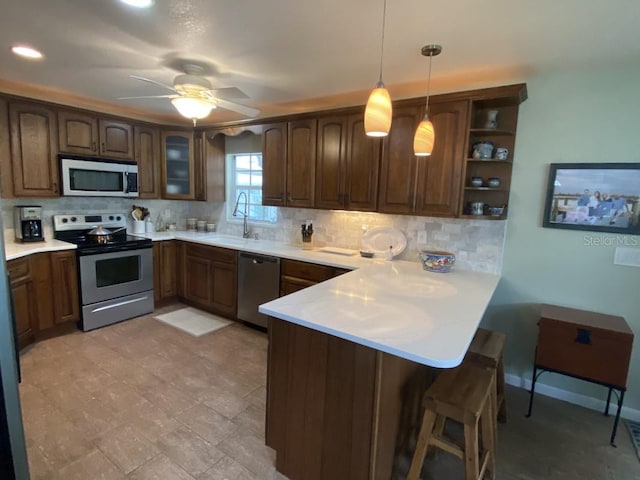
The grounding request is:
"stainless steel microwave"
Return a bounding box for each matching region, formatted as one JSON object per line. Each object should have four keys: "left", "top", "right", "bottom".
{"left": 60, "top": 157, "right": 138, "bottom": 197}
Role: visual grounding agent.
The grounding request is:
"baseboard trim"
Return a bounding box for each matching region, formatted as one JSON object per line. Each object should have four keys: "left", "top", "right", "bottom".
{"left": 505, "top": 373, "right": 640, "bottom": 422}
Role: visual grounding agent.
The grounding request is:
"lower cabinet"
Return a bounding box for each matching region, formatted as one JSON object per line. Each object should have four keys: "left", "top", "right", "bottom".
{"left": 180, "top": 243, "right": 238, "bottom": 318}
{"left": 153, "top": 241, "right": 177, "bottom": 304}
{"left": 280, "top": 259, "right": 349, "bottom": 296}
{"left": 7, "top": 251, "right": 80, "bottom": 350}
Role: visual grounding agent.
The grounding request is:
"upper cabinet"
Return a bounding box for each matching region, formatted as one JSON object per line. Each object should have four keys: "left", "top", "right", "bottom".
{"left": 58, "top": 110, "right": 133, "bottom": 159}
{"left": 315, "top": 113, "right": 381, "bottom": 211}
{"left": 161, "top": 130, "right": 195, "bottom": 199}
{"left": 414, "top": 100, "right": 469, "bottom": 217}
{"left": 378, "top": 104, "right": 423, "bottom": 214}
{"left": 262, "top": 123, "right": 287, "bottom": 206}
{"left": 9, "top": 102, "right": 59, "bottom": 197}
{"left": 134, "top": 125, "right": 161, "bottom": 199}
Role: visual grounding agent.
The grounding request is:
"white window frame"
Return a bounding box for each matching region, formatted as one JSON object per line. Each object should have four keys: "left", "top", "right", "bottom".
{"left": 226, "top": 152, "right": 277, "bottom": 224}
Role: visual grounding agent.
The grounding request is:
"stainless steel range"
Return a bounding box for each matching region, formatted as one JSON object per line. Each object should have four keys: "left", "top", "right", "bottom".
{"left": 53, "top": 213, "right": 153, "bottom": 331}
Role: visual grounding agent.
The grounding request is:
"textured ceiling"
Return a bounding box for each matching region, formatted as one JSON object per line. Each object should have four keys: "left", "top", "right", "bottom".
{"left": 1, "top": 0, "right": 639, "bottom": 125}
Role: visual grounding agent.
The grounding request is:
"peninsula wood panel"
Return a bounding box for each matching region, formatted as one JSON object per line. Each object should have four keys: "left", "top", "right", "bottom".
{"left": 262, "top": 123, "right": 287, "bottom": 206}
{"left": 135, "top": 125, "right": 161, "bottom": 198}
{"left": 414, "top": 100, "right": 469, "bottom": 217}
{"left": 9, "top": 102, "right": 59, "bottom": 197}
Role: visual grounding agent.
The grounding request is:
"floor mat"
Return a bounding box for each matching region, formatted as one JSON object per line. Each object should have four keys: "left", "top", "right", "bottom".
{"left": 153, "top": 307, "right": 232, "bottom": 337}
{"left": 626, "top": 419, "right": 640, "bottom": 461}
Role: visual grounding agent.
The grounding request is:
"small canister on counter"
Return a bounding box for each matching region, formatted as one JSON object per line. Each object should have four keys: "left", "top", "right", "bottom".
{"left": 187, "top": 218, "right": 197, "bottom": 231}
{"left": 197, "top": 220, "right": 207, "bottom": 232}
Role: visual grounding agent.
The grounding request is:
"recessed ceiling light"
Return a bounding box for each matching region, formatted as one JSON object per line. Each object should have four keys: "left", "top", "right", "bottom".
{"left": 11, "top": 45, "right": 43, "bottom": 60}
{"left": 119, "top": 0, "right": 154, "bottom": 8}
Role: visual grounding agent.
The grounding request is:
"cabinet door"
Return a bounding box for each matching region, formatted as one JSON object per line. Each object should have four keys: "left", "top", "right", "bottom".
{"left": 414, "top": 100, "right": 469, "bottom": 217}
{"left": 135, "top": 125, "right": 161, "bottom": 198}
{"left": 11, "top": 280, "right": 36, "bottom": 350}
{"left": 162, "top": 130, "right": 194, "bottom": 199}
{"left": 58, "top": 110, "right": 99, "bottom": 155}
{"left": 51, "top": 251, "right": 80, "bottom": 324}
{"left": 315, "top": 116, "right": 348, "bottom": 210}
{"left": 262, "top": 123, "right": 287, "bottom": 206}
{"left": 160, "top": 241, "right": 176, "bottom": 298}
{"left": 377, "top": 105, "right": 422, "bottom": 214}
{"left": 184, "top": 254, "right": 213, "bottom": 306}
{"left": 0, "top": 98, "right": 13, "bottom": 197}
{"left": 9, "top": 102, "right": 59, "bottom": 197}
{"left": 287, "top": 119, "right": 316, "bottom": 208}
{"left": 211, "top": 263, "right": 237, "bottom": 317}
{"left": 345, "top": 114, "right": 381, "bottom": 212}
{"left": 99, "top": 119, "right": 133, "bottom": 159}
{"left": 30, "top": 254, "right": 54, "bottom": 331}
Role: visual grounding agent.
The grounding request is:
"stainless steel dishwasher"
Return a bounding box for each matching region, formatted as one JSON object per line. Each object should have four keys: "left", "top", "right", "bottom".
{"left": 237, "top": 252, "right": 281, "bottom": 328}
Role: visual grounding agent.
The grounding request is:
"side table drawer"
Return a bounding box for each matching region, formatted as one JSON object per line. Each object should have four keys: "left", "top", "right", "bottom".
{"left": 536, "top": 317, "right": 633, "bottom": 388}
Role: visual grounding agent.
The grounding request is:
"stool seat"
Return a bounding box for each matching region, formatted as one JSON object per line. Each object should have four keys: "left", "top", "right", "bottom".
{"left": 466, "top": 328, "right": 507, "bottom": 423}
{"left": 408, "top": 363, "right": 495, "bottom": 480}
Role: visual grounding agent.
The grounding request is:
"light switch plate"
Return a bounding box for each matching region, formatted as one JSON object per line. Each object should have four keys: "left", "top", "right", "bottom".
{"left": 614, "top": 247, "right": 640, "bottom": 267}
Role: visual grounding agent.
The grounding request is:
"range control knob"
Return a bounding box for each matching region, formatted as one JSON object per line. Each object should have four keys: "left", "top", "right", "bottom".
{"left": 116, "top": 216, "right": 121, "bottom": 221}
{"left": 108, "top": 216, "right": 114, "bottom": 221}
{"left": 61, "top": 218, "right": 68, "bottom": 223}
{"left": 70, "top": 217, "right": 77, "bottom": 222}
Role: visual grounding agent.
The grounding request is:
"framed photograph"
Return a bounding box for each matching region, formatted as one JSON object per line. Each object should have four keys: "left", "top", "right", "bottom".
{"left": 543, "top": 163, "right": 640, "bottom": 234}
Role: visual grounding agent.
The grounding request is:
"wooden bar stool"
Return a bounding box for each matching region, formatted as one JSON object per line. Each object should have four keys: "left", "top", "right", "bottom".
{"left": 407, "top": 363, "right": 495, "bottom": 480}
{"left": 465, "top": 328, "right": 507, "bottom": 423}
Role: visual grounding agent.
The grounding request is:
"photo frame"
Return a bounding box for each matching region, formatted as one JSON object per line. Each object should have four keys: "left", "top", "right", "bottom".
{"left": 543, "top": 163, "right": 640, "bottom": 235}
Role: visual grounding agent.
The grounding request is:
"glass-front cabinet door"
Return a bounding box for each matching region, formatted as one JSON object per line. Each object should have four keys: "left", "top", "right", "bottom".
{"left": 161, "top": 130, "right": 194, "bottom": 199}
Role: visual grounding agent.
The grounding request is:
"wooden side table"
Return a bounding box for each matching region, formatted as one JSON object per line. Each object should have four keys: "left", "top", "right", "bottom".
{"left": 526, "top": 304, "right": 634, "bottom": 446}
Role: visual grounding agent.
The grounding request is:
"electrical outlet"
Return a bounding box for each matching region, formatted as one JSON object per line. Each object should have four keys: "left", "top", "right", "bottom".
{"left": 417, "top": 231, "right": 427, "bottom": 244}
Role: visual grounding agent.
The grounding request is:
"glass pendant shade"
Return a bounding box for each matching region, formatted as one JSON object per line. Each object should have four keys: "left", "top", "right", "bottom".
{"left": 413, "top": 115, "right": 435, "bottom": 156}
{"left": 364, "top": 84, "right": 392, "bottom": 137}
{"left": 171, "top": 97, "right": 214, "bottom": 120}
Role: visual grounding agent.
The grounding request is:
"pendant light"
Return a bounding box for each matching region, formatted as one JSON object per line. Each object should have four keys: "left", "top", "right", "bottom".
{"left": 413, "top": 44, "right": 442, "bottom": 156}
{"left": 364, "top": 0, "right": 392, "bottom": 137}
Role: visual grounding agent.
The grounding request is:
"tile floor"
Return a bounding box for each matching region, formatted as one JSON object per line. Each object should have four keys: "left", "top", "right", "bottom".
{"left": 18, "top": 304, "right": 639, "bottom": 479}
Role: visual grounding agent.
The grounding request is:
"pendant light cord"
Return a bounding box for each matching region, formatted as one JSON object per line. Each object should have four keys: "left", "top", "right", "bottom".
{"left": 377, "top": 0, "right": 387, "bottom": 86}
{"left": 425, "top": 51, "right": 433, "bottom": 115}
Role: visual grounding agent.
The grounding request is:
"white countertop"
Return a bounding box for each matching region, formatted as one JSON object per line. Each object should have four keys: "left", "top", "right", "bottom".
{"left": 4, "top": 238, "right": 76, "bottom": 261}
{"left": 260, "top": 261, "right": 500, "bottom": 368}
{"left": 5, "top": 230, "right": 500, "bottom": 368}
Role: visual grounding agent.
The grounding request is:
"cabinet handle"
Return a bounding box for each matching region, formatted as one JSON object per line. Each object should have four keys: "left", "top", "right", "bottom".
{"left": 575, "top": 328, "right": 592, "bottom": 345}
{"left": 287, "top": 192, "right": 292, "bottom": 203}
{"left": 92, "top": 141, "right": 97, "bottom": 152}
{"left": 101, "top": 142, "right": 105, "bottom": 153}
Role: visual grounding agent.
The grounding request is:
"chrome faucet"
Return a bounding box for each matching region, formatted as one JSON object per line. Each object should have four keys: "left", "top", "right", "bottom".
{"left": 232, "top": 191, "right": 251, "bottom": 238}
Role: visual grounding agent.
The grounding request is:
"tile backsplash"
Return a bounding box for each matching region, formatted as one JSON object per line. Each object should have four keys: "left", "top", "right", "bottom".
{"left": 2, "top": 198, "right": 507, "bottom": 274}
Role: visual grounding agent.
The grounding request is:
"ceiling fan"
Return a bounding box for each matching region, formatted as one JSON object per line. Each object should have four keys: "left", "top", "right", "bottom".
{"left": 119, "top": 64, "right": 260, "bottom": 124}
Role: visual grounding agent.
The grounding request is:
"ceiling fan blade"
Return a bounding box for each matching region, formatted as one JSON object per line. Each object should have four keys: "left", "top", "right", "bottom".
{"left": 117, "top": 95, "right": 177, "bottom": 100}
{"left": 130, "top": 75, "right": 176, "bottom": 92}
{"left": 207, "top": 87, "right": 249, "bottom": 100}
{"left": 213, "top": 98, "right": 260, "bottom": 117}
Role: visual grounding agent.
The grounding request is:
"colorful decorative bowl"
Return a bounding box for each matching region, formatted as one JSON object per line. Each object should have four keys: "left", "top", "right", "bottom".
{"left": 419, "top": 250, "right": 456, "bottom": 273}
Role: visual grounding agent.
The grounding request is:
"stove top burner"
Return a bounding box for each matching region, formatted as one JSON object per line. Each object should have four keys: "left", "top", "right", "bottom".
{"left": 53, "top": 212, "right": 152, "bottom": 255}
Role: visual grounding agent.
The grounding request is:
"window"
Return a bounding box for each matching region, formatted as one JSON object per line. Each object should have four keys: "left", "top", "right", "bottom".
{"left": 227, "top": 152, "right": 277, "bottom": 223}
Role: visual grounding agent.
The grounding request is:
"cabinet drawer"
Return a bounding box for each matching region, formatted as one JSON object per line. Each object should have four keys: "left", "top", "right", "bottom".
{"left": 185, "top": 244, "right": 237, "bottom": 265}
{"left": 281, "top": 259, "right": 336, "bottom": 283}
{"left": 536, "top": 317, "right": 633, "bottom": 388}
{"left": 7, "top": 258, "right": 30, "bottom": 283}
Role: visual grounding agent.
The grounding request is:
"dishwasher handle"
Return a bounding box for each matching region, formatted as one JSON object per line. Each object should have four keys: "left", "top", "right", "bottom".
{"left": 239, "top": 252, "right": 280, "bottom": 265}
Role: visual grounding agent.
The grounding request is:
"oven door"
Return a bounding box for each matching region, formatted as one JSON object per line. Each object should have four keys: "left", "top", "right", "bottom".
{"left": 78, "top": 246, "right": 153, "bottom": 305}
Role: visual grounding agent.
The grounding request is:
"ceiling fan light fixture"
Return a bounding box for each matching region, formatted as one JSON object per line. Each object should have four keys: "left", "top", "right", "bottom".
{"left": 119, "top": 0, "right": 154, "bottom": 8}
{"left": 171, "top": 97, "right": 215, "bottom": 121}
{"left": 414, "top": 44, "right": 442, "bottom": 156}
{"left": 11, "top": 44, "right": 43, "bottom": 60}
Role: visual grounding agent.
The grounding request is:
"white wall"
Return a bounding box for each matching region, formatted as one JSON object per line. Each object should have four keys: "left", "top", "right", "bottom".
{"left": 481, "top": 65, "right": 640, "bottom": 414}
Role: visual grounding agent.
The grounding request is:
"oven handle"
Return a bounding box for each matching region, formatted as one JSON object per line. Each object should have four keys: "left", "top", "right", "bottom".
{"left": 90, "top": 295, "right": 151, "bottom": 313}
{"left": 77, "top": 243, "right": 152, "bottom": 256}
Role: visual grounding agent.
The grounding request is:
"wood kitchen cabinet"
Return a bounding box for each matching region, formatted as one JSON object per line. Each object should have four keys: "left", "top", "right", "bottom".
{"left": 161, "top": 130, "right": 195, "bottom": 199}
{"left": 280, "top": 259, "right": 349, "bottom": 296}
{"left": 9, "top": 101, "right": 59, "bottom": 197}
{"left": 377, "top": 104, "right": 423, "bottom": 214}
{"left": 414, "top": 100, "right": 469, "bottom": 217}
{"left": 0, "top": 97, "right": 12, "bottom": 197}
{"left": 7, "top": 257, "right": 36, "bottom": 350}
{"left": 181, "top": 243, "right": 237, "bottom": 318}
{"left": 262, "top": 120, "right": 316, "bottom": 208}
{"left": 50, "top": 251, "right": 80, "bottom": 325}
{"left": 315, "top": 113, "right": 381, "bottom": 211}
{"left": 134, "top": 125, "right": 161, "bottom": 198}
{"left": 58, "top": 110, "right": 133, "bottom": 159}
{"left": 153, "top": 240, "right": 177, "bottom": 305}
